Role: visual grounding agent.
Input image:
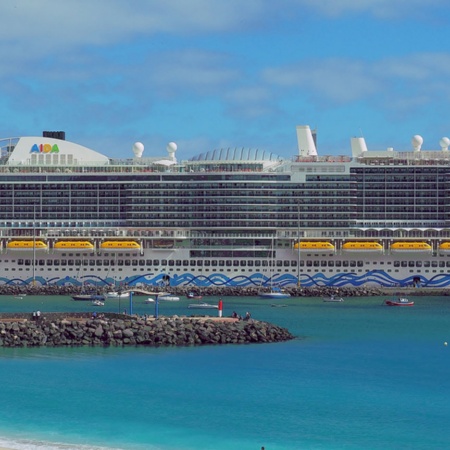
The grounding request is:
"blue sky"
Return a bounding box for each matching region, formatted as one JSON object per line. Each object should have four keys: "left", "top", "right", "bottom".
{"left": 1, "top": 0, "right": 449, "bottom": 160}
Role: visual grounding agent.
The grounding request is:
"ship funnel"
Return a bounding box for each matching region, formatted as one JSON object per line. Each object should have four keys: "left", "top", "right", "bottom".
{"left": 351, "top": 137, "right": 368, "bottom": 157}
{"left": 296, "top": 125, "right": 317, "bottom": 157}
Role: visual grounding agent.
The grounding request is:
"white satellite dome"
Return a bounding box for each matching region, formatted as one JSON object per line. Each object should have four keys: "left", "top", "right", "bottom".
{"left": 167, "top": 142, "right": 177, "bottom": 153}
{"left": 412, "top": 135, "right": 423, "bottom": 151}
{"left": 439, "top": 137, "right": 450, "bottom": 151}
{"left": 132, "top": 142, "right": 144, "bottom": 158}
{"left": 166, "top": 142, "right": 177, "bottom": 161}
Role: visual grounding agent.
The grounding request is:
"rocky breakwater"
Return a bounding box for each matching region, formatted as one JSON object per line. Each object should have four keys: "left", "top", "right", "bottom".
{"left": 0, "top": 314, "right": 294, "bottom": 347}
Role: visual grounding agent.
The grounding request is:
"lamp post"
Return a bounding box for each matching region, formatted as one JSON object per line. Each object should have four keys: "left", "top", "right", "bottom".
{"left": 32, "top": 204, "right": 36, "bottom": 285}
{"left": 297, "top": 202, "right": 301, "bottom": 287}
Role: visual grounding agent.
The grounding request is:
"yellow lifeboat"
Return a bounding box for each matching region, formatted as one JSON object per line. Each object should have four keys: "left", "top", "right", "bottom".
{"left": 54, "top": 241, "right": 95, "bottom": 251}
{"left": 438, "top": 242, "right": 450, "bottom": 253}
{"left": 100, "top": 241, "right": 141, "bottom": 251}
{"left": 342, "top": 242, "right": 383, "bottom": 253}
{"left": 7, "top": 240, "right": 48, "bottom": 251}
{"left": 293, "top": 241, "right": 335, "bottom": 252}
{"left": 390, "top": 242, "right": 432, "bottom": 253}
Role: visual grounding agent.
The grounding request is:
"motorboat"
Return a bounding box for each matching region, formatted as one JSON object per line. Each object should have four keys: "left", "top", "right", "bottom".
{"left": 72, "top": 294, "right": 105, "bottom": 301}
{"left": 92, "top": 299, "right": 105, "bottom": 306}
{"left": 105, "top": 291, "right": 129, "bottom": 299}
{"left": 188, "top": 302, "right": 218, "bottom": 309}
{"left": 158, "top": 295, "right": 180, "bottom": 301}
{"left": 385, "top": 297, "right": 414, "bottom": 306}
{"left": 144, "top": 297, "right": 155, "bottom": 304}
{"left": 323, "top": 295, "right": 344, "bottom": 302}
{"left": 187, "top": 292, "right": 203, "bottom": 299}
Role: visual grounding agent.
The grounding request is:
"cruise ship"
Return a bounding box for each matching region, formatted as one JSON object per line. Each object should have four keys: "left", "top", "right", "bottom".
{"left": 1, "top": 126, "right": 450, "bottom": 289}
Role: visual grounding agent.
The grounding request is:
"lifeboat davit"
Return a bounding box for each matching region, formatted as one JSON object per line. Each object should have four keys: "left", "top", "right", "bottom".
{"left": 390, "top": 242, "right": 432, "bottom": 253}
{"left": 100, "top": 241, "right": 141, "bottom": 252}
{"left": 54, "top": 241, "right": 95, "bottom": 251}
{"left": 342, "top": 241, "right": 383, "bottom": 253}
{"left": 7, "top": 240, "right": 48, "bottom": 251}
{"left": 294, "top": 241, "right": 335, "bottom": 252}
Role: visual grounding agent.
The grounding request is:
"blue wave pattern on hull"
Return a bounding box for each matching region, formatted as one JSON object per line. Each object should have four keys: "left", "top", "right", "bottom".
{"left": 2, "top": 271, "right": 450, "bottom": 287}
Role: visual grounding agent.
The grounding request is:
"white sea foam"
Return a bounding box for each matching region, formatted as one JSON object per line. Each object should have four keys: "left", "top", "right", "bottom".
{"left": 0, "top": 437, "right": 121, "bottom": 450}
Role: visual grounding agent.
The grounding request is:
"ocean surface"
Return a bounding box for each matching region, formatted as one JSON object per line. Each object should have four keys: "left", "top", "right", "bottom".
{"left": 0, "top": 294, "right": 449, "bottom": 450}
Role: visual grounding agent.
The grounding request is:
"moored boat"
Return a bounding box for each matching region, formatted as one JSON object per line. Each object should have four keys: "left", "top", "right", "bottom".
{"left": 3, "top": 126, "right": 450, "bottom": 289}
{"left": 385, "top": 297, "right": 414, "bottom": 306}
{"left": 105, "top": 291, "right": 129, "bottom": 299}
{"left": 158, "top": 295, "right": 180, "bottom": 301}
{"left": 323, "top": 295, "right": 344, "bottom": 302}
{"left": 92, "top": 299, "right": 105, "bottom": 306}
{"left": 188, "top": 302, "right": 218, "bottom": 309}
{"left": 259, "top": 287, "right": 291, "bottom": 299}
{"left": 72, "top": 294, "right": 105, "bottom": 302}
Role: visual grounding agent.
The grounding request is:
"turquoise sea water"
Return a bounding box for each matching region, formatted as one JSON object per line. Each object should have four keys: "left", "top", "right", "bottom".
{"left": 0, "top": 294, "right": 449, "bottom": 450}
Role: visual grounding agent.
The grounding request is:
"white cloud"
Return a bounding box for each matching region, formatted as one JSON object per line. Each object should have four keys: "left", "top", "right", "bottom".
{"left": 262, "top": 52, "right": 450, "bottom": 109}
{"left": 291, "top": 0, "right": 447, "bottom": 19}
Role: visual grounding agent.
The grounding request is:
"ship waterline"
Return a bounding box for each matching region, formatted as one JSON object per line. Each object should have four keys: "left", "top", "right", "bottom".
{"left": 2, "top": 126, "right": 450, "bottom": 288}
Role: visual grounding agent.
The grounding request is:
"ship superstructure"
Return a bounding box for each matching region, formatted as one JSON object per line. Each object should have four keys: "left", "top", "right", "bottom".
{"left": 1, "top": 127, "right": 450, "bottom": 288}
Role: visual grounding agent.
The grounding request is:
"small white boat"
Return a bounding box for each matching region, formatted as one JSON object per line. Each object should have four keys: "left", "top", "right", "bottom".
{"left": 105, "top": 291, "right": 129, "bottom": 299}
{"left": 158, "top": 295, "right": 180, "bottom": 302}
{"left": 188, "top": 302, "right": 218, "bottom": 309}
{"left": 187, "top": 292, "right": 203, "bottom": 299}
{"left": 259, "top": 289, "right": 291, "bottom": 299}
{"left": 144, "top": 297, "right": 155, "bottom": 304}
{"left": 323, "top": 295, "right": 344, "bottom": 302}
{"left": 92, "top": 299, "right": 104, "bottom": 306}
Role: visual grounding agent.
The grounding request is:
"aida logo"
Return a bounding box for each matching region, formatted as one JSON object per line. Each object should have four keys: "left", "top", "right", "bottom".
{"left": 30, "top": 143, "right": 60, "bottom": 154}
